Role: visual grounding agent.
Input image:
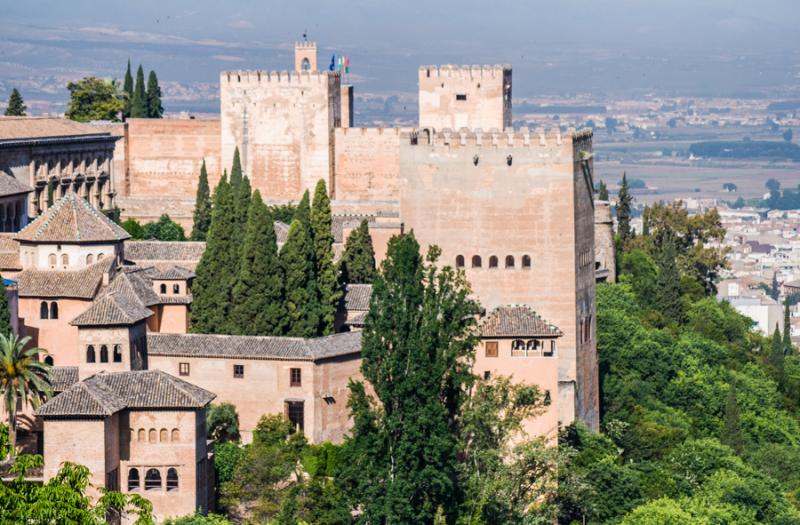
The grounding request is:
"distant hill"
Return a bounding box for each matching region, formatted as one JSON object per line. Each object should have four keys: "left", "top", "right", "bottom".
{"left": 689, "top": 140, "right": 800, "bottom": 161}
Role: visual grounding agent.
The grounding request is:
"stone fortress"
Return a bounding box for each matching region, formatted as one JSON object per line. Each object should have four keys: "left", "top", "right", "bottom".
{"left": 0, "top": 40, "right": 612, "bottom": 522}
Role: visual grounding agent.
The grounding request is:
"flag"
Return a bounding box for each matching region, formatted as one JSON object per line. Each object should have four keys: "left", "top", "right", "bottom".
{"left": 345, "top": 55, "right": 350, "bottom": 74}
{"left": 338, "top": 56, "right": 343, "bottom": 72}
{"left": 329, "top": 55, "right": 335, "bottom": 71}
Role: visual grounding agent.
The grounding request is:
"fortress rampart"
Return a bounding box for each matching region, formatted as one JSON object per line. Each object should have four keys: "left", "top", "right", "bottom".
{"left": 419, "top": 64, "right": 511, "bottom": 79}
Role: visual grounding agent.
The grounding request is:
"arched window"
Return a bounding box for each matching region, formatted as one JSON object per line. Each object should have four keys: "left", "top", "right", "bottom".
{"left": 173, "top": 284, "right": 180, "bottom": 294}
{"left": 100, "top": 345, "right": 108, "bottom": 363}
{"left": 86, "top": 254, "right": 94, "bottom": 265}
{"left": 127, "top": 468, "right": 140, "bottom": 491}
{"left": 48, "top": 253, "right": 56, "bottom": 268}
{"left": 455, "top": 255, "right": 465, "bottom": 268}
{"left": 61, "top": 253, "right": 69, "bottom": 268}
{"left": 148, "top": 429, "right": 156, "bottom": 442}
{"left": 144, "top": 468, "right": 161, "bottom": 490}
{"left": 160, "top": 429, "right": 167, "bottom": 442}
{"left": 40, "top": 301, "right": 49, "bottom": 320}
{"left": 511, "top": 339, "right": 526, "bottom": 357}
{"left": 489, "top": 255, "right": 498, "bottom": 268}
{"left": 160, "top": 284, "right": 167, "bottom": 294}
{"left": 301, "top": 57, "right": 311, "bottom": 71}
{"left": 44, "top": 355, "right": 54, "bottom": 366}
{"left": 505, "top": 255, "right": 515, "bottom": 268}
{"left": 471, "top": 255, "right": 482, "bottom": 268}
{"left": 49, "top": 302, "right": 58, "bottom": 319}
{"left": 171, "top": 428, "right": 180, "bottom": 442}
{"left": 113, "top": 345, "right": 122, "bottom": 363}
{"left": 137, "top": 428, "right": 145, "bottom": 442}
{"left": 97, "top": 253, "right": 104, "bottom": 260}
{"left": 522, "top": 255, "right": 531, "bottom": 269}
{"left": 526, "top": 340, "right": 542, "bottom": 353}
{"left": 86, "top": 345, "right": 96, "bottom": 363}
{"left": 166, "top": 468, "right": 179, "bottom": 491}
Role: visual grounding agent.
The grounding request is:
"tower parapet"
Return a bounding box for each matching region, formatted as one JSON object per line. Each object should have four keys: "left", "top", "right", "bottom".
{"left": 295, "top": 41, "right": 318, "bottom": 72}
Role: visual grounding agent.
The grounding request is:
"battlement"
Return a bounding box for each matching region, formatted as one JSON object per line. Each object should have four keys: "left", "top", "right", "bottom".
{"left": 404, "top": 127, "right": 592, "bottom": 149}
{"left": 419, "top": 64, "right": 511, "bottom": 80}
{"left": 221, "top": 70, "right": 339, "bottom": 85}
{"left": 336, "top": 127, "right": 411, "bottom": 137}
{"left": 295, "top": 41, "right": 317, "bottom": 49}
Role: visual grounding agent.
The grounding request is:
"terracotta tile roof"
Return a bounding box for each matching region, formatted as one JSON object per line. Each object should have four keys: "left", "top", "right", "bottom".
{"left": 332, "top": 214, "right": 374, "bottom": 243}
{"left": 344, "top": 311, "right": 367, "bottom": 327}
{"left": 124, "top": 241, "right": 206, "bottom": 264}
{"left": 0, "top": 172, "right": 32, "bottom": 198}
{"left": 70, "top": 291, "right": 153, "bottom": 327}
{"left": 0, "top": 117, "right": 111, "bottom": 141}
{"left": 159, "top": 295, "right": 193, "bottom": 305}
{"left": 37, "top": 370, "right": 215, "bottom": 417}
{"left": 344, "top": 284, "right": 372, "bottom": 311}
{"left": 49, "top": 366, "right": 79, "bottom": 392}
{"left": 481, "top": 305, "right": 563, "bottom": 338}
{"left": 145, "top": 266, "right": 195, "bottom": 280}
{"left": 274, "top": 221, "right": 290, "bottom": 244}
{"left": 16, "top": 193, "right": 130, "bottom": 243}
{"left": 147, "top": 330, "right": 361, "bottom": 362}
{"left": 0, "top": 234, "right": 20, "bottom": 270}
{"left": 109, "top": 269, "right": 161, "bottom": 307}
{"left": 16, "top": 257, "right": 114, "bottom": 299}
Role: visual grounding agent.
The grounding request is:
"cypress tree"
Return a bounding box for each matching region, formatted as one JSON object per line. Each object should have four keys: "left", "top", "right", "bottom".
{"left": 122, "top": 60, "right": 133, "bottom": 118}
{"left": 722, "top": 381, "right": 744, "bottom": 455}
{"left": 654, "top": 236, "right": 683, "bottom": 325}
{"left": 597, "top": 180, "right": 609, "bottom": 201}
{"left": 230, "top": 147, "right": 243, "bottom": 194}
{"left": 230, "top": 191, "right": 287, "bottom": 336}
{"left": 130, "top": 65, "right": 147, "bottom": 118}
{"left": 4, "top": 88, "right": 26, "bottom": 117}
{"left": 311, "top": 179, "right": 340, "bottom": 335}
{"left": 295, "top": 190, "right": 311, "bottom": 234}
{"left": 190, "top": 160, "right": 212, "bottom": 241}
{"left": 146, "top": 70, "right": 163, "bottom": 118}
{"left": 191, "top": 174, "right": 238, "bottom": 334}
{"left": 280, "top": 219, "right": 318, "bottom": 337}
{"left": 772, "top": 272, "right": 781, "bottom": 301}
{"left": 771, "top": 325, "right": 785, "bottom": 387}
{"left": 235, "top": 174, "right": 252, "bottom": 228}
{"left": 339, "top": 219, "right": 376, "bottom": 284}
{"left": 0, "top": 277, "right": 12, "bottom": 336}
{"left": 784, "top": 299, "right": 793, "bottom": 353}
{"left": 616, "top": 173, "right": 633, "bottom": 245}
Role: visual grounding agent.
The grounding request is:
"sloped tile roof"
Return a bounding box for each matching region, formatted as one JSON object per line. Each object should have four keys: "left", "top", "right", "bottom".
{"left": 16, "top": 193, "right": 130, "bottom": 243}
{"left": 481, "top": 305, "right": 563, "bottom": 338}
{"left": 69, "top": 291, "right": 153, "bottom": 327}
{"left": 109, "top": 269, "right": 161, "bottom": 307}
{"left": 274, "top": 222, "right": 290, "bottom": 244}
{"left": 17, "top": 257, "right": 114, "bottom": 299}
{"left": 49, "top": 366, "right": 79, "bottom": 392}
{"left": 147, "top": 330, "right": 361, "bottom": 362}
{"left": 159, "top": 295, "right": 193, "bottom": 305}
{"left": 37, "top": 370, "right": 215, "bottom": 417}
{"left": 0, "top": 234, "right": 20, "bottom": 270}
{"left": 344, "top": 284, "right": 372, "bottom": 311}
{"left": 344, "top": 311, "right": 367, "bottom": 327}
{"left": 0, "top": 172, "right": 32, "bottom": 198}
{"left": 145, "top": 266, "right": 196, "bottom": 280}
{"left": 124, "top": 241, "right": 206, "bottom": 264}
{"left": 0, "top": 117, "right": 111, "bottom": 141}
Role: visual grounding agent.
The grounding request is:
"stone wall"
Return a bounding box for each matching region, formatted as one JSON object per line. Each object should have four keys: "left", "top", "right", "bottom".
{"left": 594, "top": 200, "right": 616, "bottom": 282}
{"left": 333, "top": 127, "right": 406, "bottom": 206}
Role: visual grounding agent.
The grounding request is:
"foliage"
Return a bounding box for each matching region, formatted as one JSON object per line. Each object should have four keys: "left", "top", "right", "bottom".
{"left": 146, "top": 70, "right": 163, "bottom": 118}
{"left": 142, "top": 214, "right": 186, "bottom": 241}
{"left": 164, "top": 514, "right": 232, "bottom": 525}
{"left": 121, "top": 218, "right": 145, "bottom": 240}
{"left": 0, "top": 335, "right": 51, "bottom": 454}
{"left": 311, "top": 179, "right": 340, "bottom": 335}
{"left": 280, "top": 219, "right": 318, "bottom": 337}
{"left": 206, "top": 402, "right": 241, "bottom": 443}
{"left": 0, "top": 275, "right": 12, "bottom": 337}
{"left": 722, "top": 182, "right": 738, "bottom": 192}
{"left": 339, "top": 219, "right": 376, "bottom": 285}
{"left": 123, "top": 59, "right": 134, "bottom": 119}
{"left": 4, "top": 88, "right": 26, "bottom": 116}
{"left": 653, "top": 236, "right": 684, "bottom": 325}
{"left": 268, "top": 202, "right": 298, "bottom": 224}
{"left": 131, "top": 64, "right": 147, "bottom": 118}
{"left": 596, "top": 179, "right": 609, "bottom": 200}
{"left": 65, "top": 77, "right": 125, "bottom": 122}
{"left": 230, "top": 191, "right": 286, "bottom": 336}
{"left": 191, "top": 160, "right": 212, "bottom": 241}
{"left": 616, "top": 173, "right": 633, "bottom": 246}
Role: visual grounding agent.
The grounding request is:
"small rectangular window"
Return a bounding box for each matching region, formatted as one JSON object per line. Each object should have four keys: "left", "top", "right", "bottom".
{"left": 179, "top": 362, "right": 190, "bottom": 376}
{"left": 233, "top": 364, "right": 244, "bottom": 378}
{"left": 290, "top": 368, "right": 302, "bottom": 387}
{"left": 483, "top": 371, "right": 491, "bottom": 380}
{"left": 485, "top": 341, "right": 498, "bottom": 358}
{"left": 456, "top": 94, "right": 467, "bottom": 101}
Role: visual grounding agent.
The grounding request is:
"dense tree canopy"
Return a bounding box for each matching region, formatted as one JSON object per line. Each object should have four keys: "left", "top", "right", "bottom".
{"left": 191, "top": 160, "right": 212, "bottom": 241}
{"left": 4, "top": 88, "right": 26, "bottom": 116}
{"left": 311, "top": 180, "right": 339, "bottom": 335}
{"left": 142, "top": 214, "right": 186, "bottom": 241}
{"left": 339, "top": 219, "right": 376, "bottom": 285}
{"left": 65, "top": 77, "right": 125, "bottom": 122}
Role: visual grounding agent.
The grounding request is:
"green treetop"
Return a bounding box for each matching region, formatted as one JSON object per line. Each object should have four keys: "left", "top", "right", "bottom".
{"left": 122, "top": 60, "right": 133, "bottom": 118}
{"left": 339, "top": 218, "right": 376, "bottom": 285}
{"left": 146, "top": 70, "right": 163, "bottom": 118}
{"left": 279, "top": 219, "right": 318, "bottom": 338}
{"left": 65, "top": 77, "right": 125, "bottom": 122}
{"left": 230, "top": 147, "right": 243, "bottom": 194}
{"left": 230, "top": 191, "right": 287, "bottom": 336}
{"left": 616, "top": 173, "right": 633, "bottom": 245}
{"left": 121, "top": 218, "right": 145, "bottom": 240}
{"left": 771, "top": 324, "right": 785, "bottom": 386}
{"left": 0, "top": 277, "right": 12, "bottom": 337}
{"left": 191, "top": 160, "right": 212, "bottom": 241}
{"left": 784, "top": 299, "right": 792, "bottom": 353}
{"left": 4, "top": 88, "right": 26, "bottom": 117}
{"left": 142, "top": 214, "right": 186, "bottom": 241}
{"left": 597, "top": 179, "right": 609, "bottom": 201}
{"left": 653, "top": 236, "right": 683, "bottom": 325}
{"left": 130, "top": 65, "right": 147, "bottom": 118}
{"left": 722, "top": 381, "right": 744, "bottom": 455}
{"left": 295, "top": 190, "right": 311, "bottom": 235}
{"left": 191, "top": 174, "right": 238, "bottom": 334}
{"left": 311, "top": 180, "right": 339, "bottom": 335}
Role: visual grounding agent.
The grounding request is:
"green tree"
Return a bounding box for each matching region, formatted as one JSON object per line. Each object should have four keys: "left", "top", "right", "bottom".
{"left": 165, "top": 514, "right": 232, "bottom": 525}
{"left": 234, "top": 174, "right": 251, "bottom": 229}
{"left": 722, "top": 381, "right": 744, "bottom": 455}
{"left": 772, "top": 272, "right": 781, "bottom": 301}
{"left": 597, "top": 179, "right": 609, "bottom": 201}
{"left": 230, "top": 191, "right": 287, "bottom": 336}
{"left": 280, "top": 219, "right": 318, "bottom": 337}
{"left": 191, "top": 175, "right": 238, "bottom": 334}
{"left": 0, "top": 277, "right": 12, "bottom": 337}
{"left": 191, "top": 160, "right": 212, "bottom": 241}
{"left": 4, "top": 88, "right": 26, "bottom": 116}
{"left": 142, "top": 214, "right": 186, "bottom": 241}
{"left": 122, "top": 59, "right": 134, "bottom": 119}
{"left": 771, "top": 325, "right": 785, "bottom": 386}
{"left": 145, "top": 70, "right": 163, "bottom": 118}
{"left": 65, "top": 77, "right": 125, "bottom": 122}
{"left": 616, "top": 173, "right": 634, "bottom": 245}
{"left": 121, "top": 218, "right": 145, "bottom": 240}
{"left": 0, "top": 335, "right": 51, "bottom": 454}
{"left": 206, "top": 402, "right": 241, "bottom": 443}
{"left": 340, "top": 234, "right": 481, "bottom": 525}
{"left": 784, "top": 299, "right": 792, "bottom": 353}
{"left": 311, "top": 180, "right": 339, "bottom": 335}
{"left": 653, "top": 236, "right": 684, "bottom": 325}
{"left": 339, "top": 219, "right": 376, "bottom": 285}
{"left": 229, "top": 147, "right": 243, "bottom": 194}
{"left": 130, "top": 65, "right": 147, "bottom": 118}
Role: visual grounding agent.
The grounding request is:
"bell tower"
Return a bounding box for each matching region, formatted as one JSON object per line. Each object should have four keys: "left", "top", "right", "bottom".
{"left": 295, "top": 41, "right": 317, "bottom": 72}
